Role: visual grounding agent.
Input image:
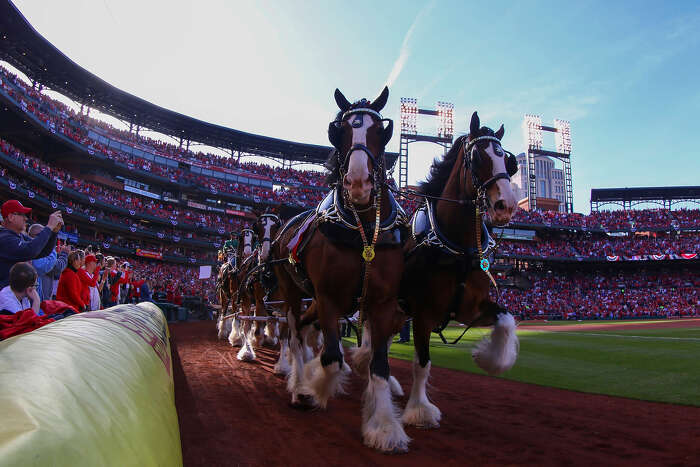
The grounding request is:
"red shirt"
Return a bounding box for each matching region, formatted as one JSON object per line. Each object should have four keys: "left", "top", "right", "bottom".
{"left": 56, "top": 266, "right": 86, "bottom": 311}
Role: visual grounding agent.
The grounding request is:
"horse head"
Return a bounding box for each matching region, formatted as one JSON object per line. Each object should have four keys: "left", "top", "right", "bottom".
{"left": 254, "top": 211, "right": 282, "bottom": 262}
{"left": 464, "top": 112, "right": 518, "bottom": 225}
{"left": 241, "top": 227, "right": 256, "bottom": 258}
{"left": 327, "top": 86, "right": 393, "bottom": 206}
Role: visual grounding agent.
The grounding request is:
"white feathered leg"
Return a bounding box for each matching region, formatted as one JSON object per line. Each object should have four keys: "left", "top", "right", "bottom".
{"left": 216, "top": 315, "right": 225, "bottom": 340}
{"left": 349, "top": 321, "right": 372, "bottom": 375}
{"left": 302, "top": 351, "right": 348, "bottom": 409}
{"left": 472, "top": 313, "right": 519, "bottom": 375}
{"left": 274, "top": 337, "right": 291, "bottom": 376}
{"left": 252, "top": 321, "right": 264, "bottom": 348}
{"left": 385, "top": 338, "right": 404, "bottom": 397}
{"left": 228, "top": 315, "right": 243, "bottom": 346}
{"left": 236, "top": 319, "right": 256, "bottom": 361}
{"left": 263, "top": 320, "right": 279, "bottom": 346}
{"left": 402, "top": 357, "right": 441, "bottom": 428}
{"left": 362, "top": 375, "right": 410, "bottom": 453}
{"left": 286, "top": 312, "right": 311, "bottom": 404}
{"left": 300, "top": 324, "right": 316, "bottom": 363}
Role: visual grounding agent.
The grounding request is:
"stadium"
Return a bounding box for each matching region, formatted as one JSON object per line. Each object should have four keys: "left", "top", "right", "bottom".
{"left": 0, "top": 1, "right": 698, "bottom": 465}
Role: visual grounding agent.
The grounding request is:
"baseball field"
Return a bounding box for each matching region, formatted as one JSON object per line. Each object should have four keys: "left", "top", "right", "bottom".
{"left": 346, "top": 318, "right": 700, "bottom": 406}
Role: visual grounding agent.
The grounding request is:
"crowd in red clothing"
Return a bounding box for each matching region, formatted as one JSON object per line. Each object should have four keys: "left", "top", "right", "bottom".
{"left": 1, "top": 66, "right": 329, "bottom": 205}
{"left": 498, "top": 233, "right": 698, "bottom": 258}
{"left": 1, "top": 138, "right": 245, "bottom": 234}
{"left": 511, "top": 207, "right": 699, "bottom": 231}
{"left": 499, "top": 269, "right": 700, "bottom": 320}
{"left": 3, "top": 63, "right": 700, "bottom": 322}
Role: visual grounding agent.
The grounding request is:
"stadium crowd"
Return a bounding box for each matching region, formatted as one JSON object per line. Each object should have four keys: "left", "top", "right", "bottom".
{"left": 498, "top": 233, "right": 698, "bottom": 258}
{"left": 1, "top": 61, "right": 698, "bottom": 336}
{"left": 499, "top": 270, "right": 699, "bottom": 320}
{"left": 0, "top": 196, "right": 214, "bottom": 338}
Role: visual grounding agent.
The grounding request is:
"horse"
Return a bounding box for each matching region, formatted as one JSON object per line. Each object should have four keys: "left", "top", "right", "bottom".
{"left": 216, "top": 229, "right": 255, "bottom": 340}
{"left": 399, "top": 111, "right": 520, "bottom": 429}
{"left": 272, "top": 86, "right": 411, "bottom": 452}
{"left": 235, "top": 213, "right": 284, "bottom": 360}
{"left": 218, "top": 227, "right": 256, "bottom": 345}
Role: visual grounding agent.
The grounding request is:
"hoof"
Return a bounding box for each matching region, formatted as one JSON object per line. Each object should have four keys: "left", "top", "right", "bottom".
{"left": 290, "top": 394, "right": 316, "bottom": 411}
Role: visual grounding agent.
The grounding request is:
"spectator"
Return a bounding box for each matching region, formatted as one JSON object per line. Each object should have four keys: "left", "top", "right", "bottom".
{"left": 0, "top": 262, "right": 41, "bottom": 315}
{"left": 81, "top": 254, "right": 102, "bottom": 311}
{"left": 27, "top": 223, "right": 58, "bottom": 299}
{"left": 141, "top": 278, "right": 152, "bottom": 302}
{"left": 56, "top": 250, "right": 87, "bottom": 312}
{"left": 0, "top": 200, "right": 63, "bottom": 287}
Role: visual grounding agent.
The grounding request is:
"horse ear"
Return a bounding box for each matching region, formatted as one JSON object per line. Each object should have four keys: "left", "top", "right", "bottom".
{"left": 334, "top": 88, "right": 351, "bottom": 112}
{"left": 371, "top": 86, "right": 389, "bottom": 112}
{"left": 495, "top": 124, "right": 504, "bottom": 140}
{"left": 470, "top": 111, "right": 480, "bottom": 136}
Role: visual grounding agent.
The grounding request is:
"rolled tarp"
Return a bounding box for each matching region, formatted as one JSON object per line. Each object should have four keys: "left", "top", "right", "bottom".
{"left": 0, "top": 302, "right": 182, "bottom": 466}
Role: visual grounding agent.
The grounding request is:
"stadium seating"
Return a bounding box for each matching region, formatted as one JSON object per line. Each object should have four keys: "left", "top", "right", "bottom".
{"left": 1, "top": 62, "right": 698, "bottom": 319}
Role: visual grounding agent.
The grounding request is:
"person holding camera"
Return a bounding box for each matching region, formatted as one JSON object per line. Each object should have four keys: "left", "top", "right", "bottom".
{"left": 0, "top": 200, "right": 63, "bottom": 288}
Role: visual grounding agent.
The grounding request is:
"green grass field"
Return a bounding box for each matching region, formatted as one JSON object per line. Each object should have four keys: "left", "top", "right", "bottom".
{"left": 343, "top": 323, "right": 700, "bottom": 406}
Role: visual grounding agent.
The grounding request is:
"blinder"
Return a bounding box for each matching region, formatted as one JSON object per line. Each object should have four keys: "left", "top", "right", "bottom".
{"left": 241, "top": 228, "right": 256, "bottom": 245}
{"left": 464, "top": 135, "right": 518, "bottom": 193}
{"left": 257, "top": 213, "right": 282, "bottom": 242}
{"left": 328, "top": 117, "right": 393, "bottom": 150}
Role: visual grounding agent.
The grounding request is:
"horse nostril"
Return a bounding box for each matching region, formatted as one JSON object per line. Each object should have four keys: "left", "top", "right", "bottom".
{"left": 494, "top": 200, "right": 506, "bottom": 211}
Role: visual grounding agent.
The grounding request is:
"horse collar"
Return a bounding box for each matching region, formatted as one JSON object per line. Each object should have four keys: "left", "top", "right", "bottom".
{"left": 413, "top": 199, "right": 494, "bottom": 259}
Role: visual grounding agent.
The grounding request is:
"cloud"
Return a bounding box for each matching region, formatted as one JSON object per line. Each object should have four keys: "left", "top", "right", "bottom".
{"left": 384, "top": 0, "right": 436, "bottom": 88}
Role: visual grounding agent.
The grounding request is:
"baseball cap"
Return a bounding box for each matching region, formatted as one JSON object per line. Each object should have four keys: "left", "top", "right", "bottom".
{"left": 85, "top": 254, "right": 97, "bottom": 264}
{"left": 1, "top": 200, "right": 32, "bottom": 219}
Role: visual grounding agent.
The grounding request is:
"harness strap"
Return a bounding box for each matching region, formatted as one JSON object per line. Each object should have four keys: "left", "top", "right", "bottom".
{"left": 344, "top": 188, "right": 382, "bottom": 343}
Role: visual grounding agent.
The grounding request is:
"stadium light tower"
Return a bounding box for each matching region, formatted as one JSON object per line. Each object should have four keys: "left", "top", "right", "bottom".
{"left": 397, "top": 98, "right": 453, "bottom": 189}
{"left": 523, "top": 114, "right": 573, "bottom": 213}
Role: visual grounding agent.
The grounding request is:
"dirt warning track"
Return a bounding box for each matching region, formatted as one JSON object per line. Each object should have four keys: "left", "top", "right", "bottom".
{"left": 171, "top": 322, "right": 700, "bottom": 467}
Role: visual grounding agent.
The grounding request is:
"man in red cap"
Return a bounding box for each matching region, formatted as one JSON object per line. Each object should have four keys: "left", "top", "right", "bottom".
{"left": 80, "top": 254, "right": 103, "bottom": 311}
{"left": 0, "top": 200, "right": 64, "bottom": 288}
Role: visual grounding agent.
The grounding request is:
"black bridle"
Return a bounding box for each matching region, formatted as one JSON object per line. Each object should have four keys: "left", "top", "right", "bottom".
{"left": 330, "top": 107, "right": 392, "bottom": 190}
{"left": 462, "top": 135, "right": 515, "bottom": 210}
{"left": 256, "top": 213, "right": 282, "bottom": 244}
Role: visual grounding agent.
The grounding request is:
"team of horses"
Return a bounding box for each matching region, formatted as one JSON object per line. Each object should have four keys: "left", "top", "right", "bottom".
{"left": 214, "top": 87, "right": 519, "bottom": 453}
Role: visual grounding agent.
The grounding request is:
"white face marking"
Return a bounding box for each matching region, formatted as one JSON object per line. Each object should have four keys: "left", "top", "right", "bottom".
{"left": 483, "top": 142, "right": 517, "bottom": 224}
{"left": 344, "top": 113, "right": 374, "bottom": 205}
{"left": 243, "top": 231, "right": 253, "bottom": 256}
{"left": 260, "top": 217, "right": 274, "bottom": 261}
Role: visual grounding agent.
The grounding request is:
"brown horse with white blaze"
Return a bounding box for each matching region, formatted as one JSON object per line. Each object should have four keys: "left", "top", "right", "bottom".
{"left": 272, "top": 87, "right": 411, "bottom": 452}
{"left": 399, "top": 112, "right": 520, "bottom": 429}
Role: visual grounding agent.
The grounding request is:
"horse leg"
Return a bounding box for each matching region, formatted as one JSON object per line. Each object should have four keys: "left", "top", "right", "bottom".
{"left": 402, "top": 315, "right": 441, "bottom": 429}
{"left": 361, "top": 312, "right": 410, "bottom": 453}
{"left": 386, "top": 338, "right": 404, "bottom": 397}
{"left": 472, "top": 301, "right": 519, "bottom": 375}
{"left": 286, "top": 301, "right": 314, "bottom": 406}
{"left": 237, "top": 300, "right": 256, "bottom": 361}
{"left": 217, "top": 290, "right": 229, "bottom": 340}
{"left": 349, "top": 320, "right": 372, "bottom": 375}
{"left": 228, "top": 313, "right": 243, "bottom": 347}
{"left": 299, "top": 303, "right": 318, "bottom": 363}
{"left": 274, "top": 313, "right": 291, "bottom": 376}
{"left": 302, "top": 297, "right": 348, "bottom": 408}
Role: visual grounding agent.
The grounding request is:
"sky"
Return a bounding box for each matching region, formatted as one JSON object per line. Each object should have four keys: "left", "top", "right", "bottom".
{"left": 9, "top": 0, "right": 700, "bottom": 213}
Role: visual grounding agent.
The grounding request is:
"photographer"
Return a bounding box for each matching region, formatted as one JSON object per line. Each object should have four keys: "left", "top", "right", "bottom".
{"left": 0, "top": 200, "right": 63, "bottom": 288}
{"left": 27, "top": 224, "right": 71, "bottom": 300}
